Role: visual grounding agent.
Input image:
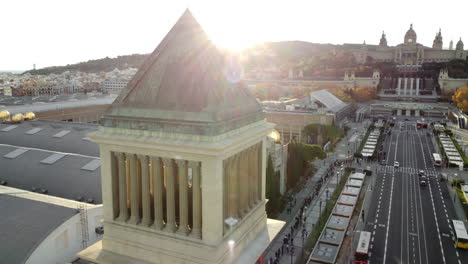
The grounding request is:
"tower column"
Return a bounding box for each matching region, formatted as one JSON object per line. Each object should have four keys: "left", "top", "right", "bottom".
{"left": 128, "top": 154, "right": 140, "bottom": 225}
{"left": 248, "top": 148, "right": 255, "bottom": 209}
{"left": 190, "top": 161, "right": 202, "bottom": 239}
{"left": 163, "top": 158, "right": 177, "bottom": 232}
{"left": 229, "top": 155, "right": 239, "bottom": 218}
{"left": 152, "top": 157, "right": 164, "bottom": 229}
{"left": 257, "top": 143, "right": 262, "bottom": 202}
{"left": 240, "top": 153, "right": 249, "bottom": 216}
{"left": 116, "top": 152, "right": 128, "bottom": 222}
{"left": 253, "top": 145, "right": 259, "bottom": 204}
{"left": 176, "top": 160, "right": 189, "bottom": 235}
{"left": 138, "top": 155, "right": 151, "bottom": 226}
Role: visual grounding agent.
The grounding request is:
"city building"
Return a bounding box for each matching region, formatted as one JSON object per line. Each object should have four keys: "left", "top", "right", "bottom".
{"left": 263, "top": 90, "right": 350, "bottom": 143}
{"left": 78, "top": 9, "right": 283, "bottom": 264}
{"left": 0, "top": 94, "right": 115, "bottom": 123}
{"left": 100, "top": 79, "right": 128, "bottom": 94}
{"left": 0, "top": 119, "right": 101, "bottom": 203}
{"left": 348, "top": 24, "right": 467, "bottom": 65}
{"left": 0, "top": 185, "right": 103, "bottom": 264}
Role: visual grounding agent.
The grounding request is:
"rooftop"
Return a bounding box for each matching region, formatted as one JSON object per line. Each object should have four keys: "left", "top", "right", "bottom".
{"left": 102, "top": 9, "right": 263, "bottom": 136}
{"left": 0, "top": 94, "right": 116, "bottom": 114}
{"left": 0, "top": 120, "right": 101, "bottom": 203}
{"left": 309, "top": 89, "right": 348, "bottom": 113}
{"left": 0, "top": 119, "right": 98, "bottom": 157}
{"left": 0, "top": 189, "right": 77, "bottom": 264}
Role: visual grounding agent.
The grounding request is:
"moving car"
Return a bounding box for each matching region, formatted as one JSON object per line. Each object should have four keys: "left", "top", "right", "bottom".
{"left": 419, "top": 170, "right": 426, "bottom": 176}
{"left": 394, "top": 161, "right": 399, "bottom": 168}
{"left": 420, "top": 180, "right": 427, "bottom": 187}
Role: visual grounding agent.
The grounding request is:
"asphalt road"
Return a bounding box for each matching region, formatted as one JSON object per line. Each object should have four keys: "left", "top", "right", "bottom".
{"left": 365, "top": 121, "right": 468, "bottom": 264}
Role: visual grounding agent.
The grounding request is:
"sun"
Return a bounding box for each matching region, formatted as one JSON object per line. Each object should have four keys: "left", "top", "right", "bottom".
{"left": 206, "top": 20, "right": 253, "bottom": 52}
{"left": 212, "top": 34, "right": 250, "bottom": 52}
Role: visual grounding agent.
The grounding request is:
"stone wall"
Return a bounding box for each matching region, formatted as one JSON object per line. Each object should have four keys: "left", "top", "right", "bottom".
{"left": 439, "top": 78, "right": 468, "bottom": 97}
{"left": 35, "top": 104, "right": 110, "bottom": 123}
{"left": 265, "top": 111, "right": 335, "bottom": 143}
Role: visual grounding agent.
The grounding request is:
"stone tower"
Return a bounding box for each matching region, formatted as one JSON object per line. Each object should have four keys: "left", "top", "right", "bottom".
{"left": 432, "top": 29, "right": 443, "bottom": 49}
{"left": 404, "top": 24, "right": 417, "bottom": 44}
{"left": 78, "top": 9, "right": 282, "bottom": 264}
{"left": 456, "top": 38, "right": 465, "bottom": 59}
{"left": 449, "top": 40, "right": 454, "bottom": 50}
{"left": 359, "top": 41, "right": 368, "bottom": 63}
{"left": 379, "top": 31, "right": 388, "bottom": 47}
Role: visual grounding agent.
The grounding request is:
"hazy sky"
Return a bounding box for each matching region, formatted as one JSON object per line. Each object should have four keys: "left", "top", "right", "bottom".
{"left": 2, "top": 0, "right": 467, "bottom": 71}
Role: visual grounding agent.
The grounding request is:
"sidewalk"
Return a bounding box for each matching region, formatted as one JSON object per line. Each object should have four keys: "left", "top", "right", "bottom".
{"left": 441, "top": 168, "right": 468, "bottom": 222}
{"left": 265, "top": 165, "right": 342, "bottom": 264}
{"left": 264, "top": 122, "right": 369, "bottom": 264}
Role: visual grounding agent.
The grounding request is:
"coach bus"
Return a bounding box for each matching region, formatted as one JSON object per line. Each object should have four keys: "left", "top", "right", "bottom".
{"left": 453, "top": 220, "right": 468, "bottom": 249}
{"left": 355, "top": 231, "right": 371, "bottom": 263}
{"left": 433, "top": 153, "right": 442, "bottom": 167}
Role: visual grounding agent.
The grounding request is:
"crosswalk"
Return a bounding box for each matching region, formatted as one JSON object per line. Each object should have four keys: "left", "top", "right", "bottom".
{"left": 377, "top": 165, "right": 438, "bottom": 176}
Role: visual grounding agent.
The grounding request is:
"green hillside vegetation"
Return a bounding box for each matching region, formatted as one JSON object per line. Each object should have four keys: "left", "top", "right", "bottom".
{"left": 265, "top": 155, "right": 282, "bottom": 217}
{"left": 24, "top": 54, "right": 148, "bottom": 75}
{"left": 24, "top": 40, "right": 468, "bottom": 80}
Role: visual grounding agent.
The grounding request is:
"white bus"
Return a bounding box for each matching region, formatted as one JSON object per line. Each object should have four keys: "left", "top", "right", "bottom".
{"left": 433, "top": 153, "right": 442, "bottom": 167}
{"left": 355, "top": 231, "right": 371, "bottom": 263}
{"left": 453, "top": 220, "right": 468, "bottom": 249}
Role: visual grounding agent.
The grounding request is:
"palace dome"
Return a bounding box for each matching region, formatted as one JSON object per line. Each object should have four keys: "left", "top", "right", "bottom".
{"left": 456, "top": 38, "right": 464, "bottom": 50}
{"left": 404, "top": 24, "right": 417, "bottom": 44}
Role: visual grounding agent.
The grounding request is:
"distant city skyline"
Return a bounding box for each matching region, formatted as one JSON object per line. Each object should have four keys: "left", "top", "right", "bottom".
{"left": 2, "top": 0, "right": 468, "bottom": 71}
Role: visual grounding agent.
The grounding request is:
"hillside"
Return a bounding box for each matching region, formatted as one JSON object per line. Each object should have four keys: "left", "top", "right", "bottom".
{"left": 24, "top": 41, "right": 468, "bottom": 79}
{"left": 23, "top": 54, "right": 149, "bottom": 75}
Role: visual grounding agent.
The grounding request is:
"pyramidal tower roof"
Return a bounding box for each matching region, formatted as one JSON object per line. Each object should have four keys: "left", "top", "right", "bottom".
{"left": 102, "top": 9, "right": 263, "bottom": 136}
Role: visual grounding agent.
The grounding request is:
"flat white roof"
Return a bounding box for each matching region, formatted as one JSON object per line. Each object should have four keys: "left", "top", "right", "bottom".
{"left": 350, "top": 172, "right": 366, "bottom": 180}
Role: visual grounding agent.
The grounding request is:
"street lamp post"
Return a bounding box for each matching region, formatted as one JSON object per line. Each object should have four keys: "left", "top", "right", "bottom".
{"left": 319, "top": 199, "right": 322, "bottom": 216}
{"left": 290, "top": 246, "right": 295, "bottom": 264}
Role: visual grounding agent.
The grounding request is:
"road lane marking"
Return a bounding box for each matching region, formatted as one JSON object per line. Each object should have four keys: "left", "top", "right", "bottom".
{"left": 383, "top": 162, "right": 397, "bottom": 264}
{"left": 417, "top": 133, "right": 447, "bottom": 264}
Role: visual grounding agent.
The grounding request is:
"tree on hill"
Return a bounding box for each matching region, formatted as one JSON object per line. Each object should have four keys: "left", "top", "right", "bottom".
{"left": 24, "top": 54, "right": 149, "bottom": 75}
{"left": 452, "top": 86, "right": 468, "bottom": 113}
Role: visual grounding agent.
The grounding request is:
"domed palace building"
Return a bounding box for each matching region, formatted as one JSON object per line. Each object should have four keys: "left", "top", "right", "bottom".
{"left": 347, "top": 24, "right": 466, "bottom": 69}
